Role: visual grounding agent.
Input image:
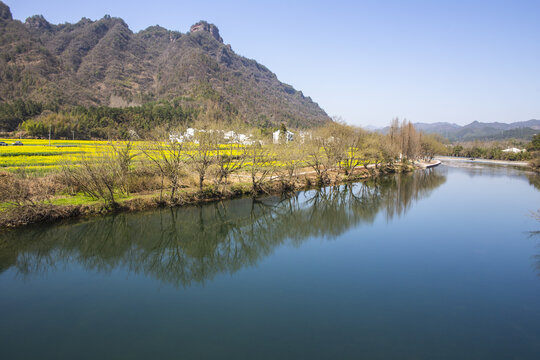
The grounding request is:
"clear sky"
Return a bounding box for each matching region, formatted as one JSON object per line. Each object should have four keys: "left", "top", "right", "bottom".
{"left": 8, "top": 0, "right": 540, "bottom": 127}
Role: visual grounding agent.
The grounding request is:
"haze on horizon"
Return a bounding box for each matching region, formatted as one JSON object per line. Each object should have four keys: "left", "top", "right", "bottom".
{"left": 9, "top": 0, "right": 540, "bottom": 127}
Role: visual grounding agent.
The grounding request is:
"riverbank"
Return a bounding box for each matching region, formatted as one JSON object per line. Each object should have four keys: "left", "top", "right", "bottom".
{"left": 415, "top": 159, "right": 441, "bottom": 169}
{"left": 0, "top": 162, "right": 419, "bottom": 229}
{"left": 436, "top": 156, "right": 530, "bottom": 167}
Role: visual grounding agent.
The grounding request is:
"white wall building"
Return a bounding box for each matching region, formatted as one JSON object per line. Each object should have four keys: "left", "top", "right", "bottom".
{"left": 297, "top": 131, "right": 312, "bottom": 143}
{"left": 502, "top": 147, "right": 526, "bottom": 153}
{"left": 170, "top": 128, "right": 254, "bottom": 145}
{"left": 273, "top": 130, "right": 294, "bottom": 144}
{"left": 223, "top": 130, "right": 254, "bottom": 145}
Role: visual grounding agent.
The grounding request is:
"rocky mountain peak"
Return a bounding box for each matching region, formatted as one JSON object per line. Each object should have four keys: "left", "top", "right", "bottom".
{"left": 0, "top": 7, "right": 330, "bottom": 129}
{"left": 190, "top": 21, "right": 223, "bottom": 43}
{"left": 0, "top": 1, "right": 12, "bottom": 21}
{"left": 25, "top": 15, "right": 52, "bottom": 30}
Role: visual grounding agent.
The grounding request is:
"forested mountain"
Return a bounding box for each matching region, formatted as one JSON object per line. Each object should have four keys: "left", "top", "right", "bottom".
{"left": 414, "top": 120, "right": 540, "bottom": 141}
{"left": 378, "top": 120, "right": 540, "bottom": 142}
{"left": 0, "top": 1, "right": 330, "bottom": 134}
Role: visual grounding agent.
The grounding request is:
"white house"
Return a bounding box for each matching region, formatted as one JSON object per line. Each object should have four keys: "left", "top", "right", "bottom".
{"left": 169, "top": 128, "right": 196, "bottom": 143}
{"left": 170, "top": 128, "right": 254, "bottom": 145}
{"left": 297, "top": 131, "right": 312, "bottom": 143}
{"left": 502, "top": 147, "right": 526, "bottom": 153}
{"left": 273, "top": 130, "right": 294, "bottom": 144}
{"left": 238, "top": 134, "right": 254, "bottom": 145}
{"left": 169, "top": 133, "right": 184, "bottom": 143}
{"left": 223, "top": 130, "right": 236, "bottom": 141}
{"left": 223, "top": 130, "right": 254, "bottom": 145}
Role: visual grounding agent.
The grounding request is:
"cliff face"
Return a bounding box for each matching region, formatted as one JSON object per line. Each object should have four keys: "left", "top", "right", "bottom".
{"left": 190, "top": 21, "right": 223, "bottom": 43}
{"left": 0, "top": 1, "right": 10, "bottom": 20}
{"left": 0, "top": 2, "right": 330, "bottom": 128}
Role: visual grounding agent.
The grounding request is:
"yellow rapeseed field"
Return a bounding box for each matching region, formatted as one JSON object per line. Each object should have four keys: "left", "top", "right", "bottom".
{"left": 0, "top": 139, "right": 119, "bottom": 173}
{"left": 0, "top": 139, "right": 251, "bottom": 173}
{"left": 0, "top": 139, "right": 364, "bottom": 174}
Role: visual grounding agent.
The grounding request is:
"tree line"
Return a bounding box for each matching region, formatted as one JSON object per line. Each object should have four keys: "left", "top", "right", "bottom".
{"left": 0, "top": 99, "right": 202, "bottom": 138}
{"left": 447, "top": 141, "right": 533, "bottom": 161}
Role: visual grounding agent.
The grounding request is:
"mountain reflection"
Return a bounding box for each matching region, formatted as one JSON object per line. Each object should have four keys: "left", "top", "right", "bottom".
{"left": 0, "top": 169, "right": 446, "bottom": 286}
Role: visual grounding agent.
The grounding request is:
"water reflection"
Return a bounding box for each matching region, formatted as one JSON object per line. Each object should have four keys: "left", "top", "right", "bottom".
{"left": 442, "top": 159, "right": 535, "bottom": 179}
{"left": 0, "top": 169, "right": 446, "bottom": 286}
{"left": 527, "top": 173, "right": 540, "bottom": 191}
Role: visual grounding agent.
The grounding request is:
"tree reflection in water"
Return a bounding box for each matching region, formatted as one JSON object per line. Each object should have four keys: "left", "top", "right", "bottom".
{"left": 527, "top": 173, "right": 540, "bottom": 192}
{"left": 0, "top": 169, "right": 446, "bottom": 286}
{"left": 526, "top": 172, "right": 540, "bottom": 276}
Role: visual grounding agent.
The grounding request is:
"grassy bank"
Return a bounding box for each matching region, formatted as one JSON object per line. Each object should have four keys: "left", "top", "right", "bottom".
{"left": 0, "top": 163, "right": 415, "bottom": 229}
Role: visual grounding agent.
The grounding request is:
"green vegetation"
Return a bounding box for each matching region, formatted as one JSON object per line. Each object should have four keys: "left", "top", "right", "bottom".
{"left": 7, "top": 99, "right": 199, "bottom": 138}
{"left": 0, "top": 100, "right": 49, "bottom": 132}
{"left": 447, "top": 141, "right": 531, "bottom": 161}
{"left": 528, "top": 134, "right": 540, "bottom": 171}
{"left": 443, "top": 135, "right": 540, "bottom": 170}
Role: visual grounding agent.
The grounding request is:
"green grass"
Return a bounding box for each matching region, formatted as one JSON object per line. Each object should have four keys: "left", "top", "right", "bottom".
{"left": 0, "top": 202, "right": 17, "bottom": 212}
{"left": 51, "top": 192, "right": 139, "bottom": 206}
{"left": 50, "top": 194, "right": 100, "bottom": 206}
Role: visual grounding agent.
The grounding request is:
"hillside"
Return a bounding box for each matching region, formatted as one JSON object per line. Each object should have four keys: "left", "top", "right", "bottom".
{"left": 0, "top": 1, "right": 330, "bottom": 131}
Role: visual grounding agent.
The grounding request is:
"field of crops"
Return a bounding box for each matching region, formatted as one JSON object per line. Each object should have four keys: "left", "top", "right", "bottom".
{"left": 0, "top": 139, "right": 253, "bottom": 174}
{"left": 0, "top": 139, "right": 122, "bottom": 173}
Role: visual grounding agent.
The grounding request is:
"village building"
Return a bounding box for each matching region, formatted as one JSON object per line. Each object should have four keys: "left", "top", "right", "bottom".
{"left": 502, "top": 147, "right": 526, "bottom": 153}
{"left": 273, "top": 130, "right": 294, "bottom": 144}
{"left": 170, "top": 128, "right": 254, "bottom": 145}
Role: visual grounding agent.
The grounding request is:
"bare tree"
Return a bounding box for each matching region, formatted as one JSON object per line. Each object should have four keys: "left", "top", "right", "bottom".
{"left": 319, "top": 128, "right": 347, "bottom": 174}
{"left": 362, "top": 133, "right": 385, "bottom": 170}
{"left": 389, "top": 118, "right": 400, "bottom": 153}
{"left": 305, "top": 137, "right": 328, "bottom": 185}
{"left": 244, "top": 142, "right": 274, "bottom": 193}
{"left": 381, "top": 131, "right": 400, "bottom": 165}
{"left": 185, "top": 129, "right": 220, "bottom": 191}
{"left": 342, "top": 128, "right": 367, "bottom": 177}
{"left": 214, "top": 128, "right": 247, "bottom": 188}
{"left": 111, "top": 140, "right": 137, "bottom": 195}
{"left": 0, "top": 170, "right": 56, "bottom": 207}
{"left": 275, "top": 142, "right": 304, "bottom": 188}
{"left": 400, "top": 119, "right": 420, "bottom": 161}
{"left": 385, "top": 118, "right": 421, "bottom": 163}
{"left": 314, "top": 122, "right": 360, "bottom": 180}
{"left": 139, "top": 132, "right": 186, "bottom": 204}
{"left": 61, "top": 146, "right": 121, "bottom": 207}
{"left": 419, "top": 133, "right": 446, "bottom": 160}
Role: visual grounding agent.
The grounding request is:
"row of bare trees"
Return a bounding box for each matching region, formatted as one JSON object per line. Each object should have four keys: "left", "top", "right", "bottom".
{"left": 388, "top": 118, "right": 447, "bottom": 161}
{"left": 3, "top": 119, "right": 445, "bottom": 212}
{"left": 59, "top": 120, "right": 444, "bottom": 207}
{"left": 59, "top": 125, "right": 277, "bottom": 206}
{"left": 302, "top": 122, "right": 401, "bottom": 184}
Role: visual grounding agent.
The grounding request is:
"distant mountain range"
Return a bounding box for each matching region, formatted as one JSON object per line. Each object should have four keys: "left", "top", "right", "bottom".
{"left": 380, "top": 120, "right": 540, "bottom": 141}
{"left": 0, "top": 1, "right": 330, "bottom": 128}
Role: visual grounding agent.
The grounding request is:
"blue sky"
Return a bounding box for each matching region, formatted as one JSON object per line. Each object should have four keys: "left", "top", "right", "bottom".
{"left": 8, "top": 0, "right": 540, "bottom": 127}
